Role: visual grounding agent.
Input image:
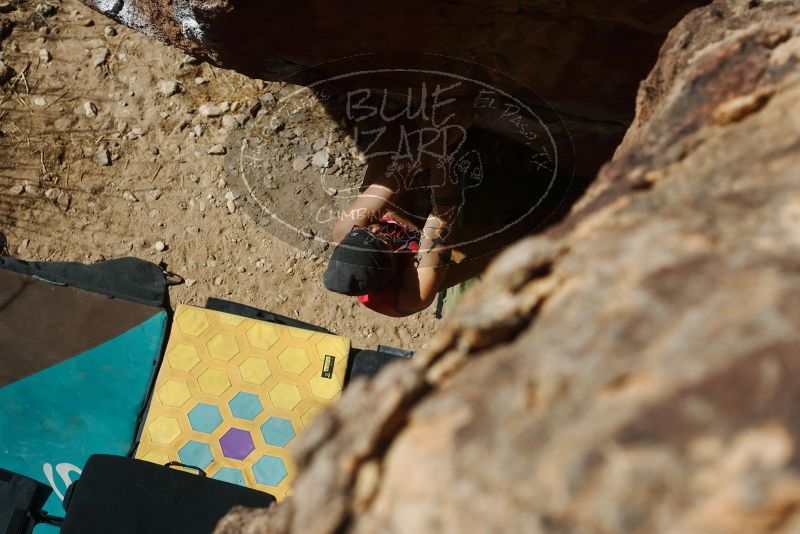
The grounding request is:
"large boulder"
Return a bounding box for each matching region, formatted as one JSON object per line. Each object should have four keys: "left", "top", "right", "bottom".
{"left": 208, "top": 0, "right": 800, "bottom": 532}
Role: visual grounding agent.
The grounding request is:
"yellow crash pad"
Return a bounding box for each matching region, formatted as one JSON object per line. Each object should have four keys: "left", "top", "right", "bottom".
{"left": 135, "top": 304, "right": 350, "bottom": 500}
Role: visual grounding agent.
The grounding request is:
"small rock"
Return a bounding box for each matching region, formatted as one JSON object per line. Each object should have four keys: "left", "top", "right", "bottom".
{"left": 292, "top": 156, "right": 310, "bottom": 172}
{"left": 154, "top": 240, "right": 166, "bottom": 252}
{"left": 193, "top": 124, "right": 204, "bottom": 138}
{"left": 263, "top": 175, "right": 277, "bottom": 189}
{"left": 198, "top": 102, "right": 229, "bottom": 118}
{"left": 86, "top": 39, "right": 106, "bottom": 50}
{"left": 213, "top": 276, "right": 223, "bottom": 286}
{"left": 56, "top": 191, "right": 70, "bottom": 211}
{"left": 324, "top": 186, "right": 338, "bottom": 197}
{"left": 32, "top": 96, "right": 47, "bottom": 107}
{"left": 94, "top": 145, "right": 111, "bottom": 166}
{"left": 82, "top": 18, "right": 95, "bottom": 27}
{"left": 313, "top": 137, "right": 327, "bottom": 150}
{"left": 146, "top": 189, "right": 162, "bottom": 202}
{"left": 312, "top": 150, "right": 331, "bottom": 168}
{"left": 83, "top": 101, "right": 98, "bottom": 118}
{"left": 224, "top": 191, "right": 239, "bottom": 201}
{"left": 245, "top": 99, "right": 262, "bottom": 117}
{"left": 122, "top": 190, "right": 138, "bottom": 202}
{"left": 216, "top": 178, "right": 227, "bottom": 189}
{"left": 208, "top": 144, "right": 227, "bottom": 155}
{"left": 260, "top": 93, "right": 276, "bottom": 106}
{"left": 221, "top": 114, "right": 239, "bottom": 130}
{"left": 104, "top": 26, "right": 117, "bottom": 37}
{"left": 158, "top": 80, "right": 180, "bottom": 97}
{"left": 8, "top": 184, "right": 24, "bottom": 195}
{"left": 35, "top": 2, "right": 57, "bottom": 16}
{"left": 226, "top": 199, "right": 236, "bottom": 214}
{"left": 38, "top": 48, "right": 51, "bottom": 63}
{"left": 0, "top": 60, "right": 14, "bottom": 84}
{"left": 267, "top": 117, "right": 285, "bottom": 133}
{"left": 194, "top": 77, "right": 208, "bottom": 85}
{"left": 91, "top": 48, "right": 109, "bottom": 67}
{"left": 185, "top": 278, "right": 196, "bottom": 287}
{"left": 44, "top": 188, "right": 59, "bottom": 200}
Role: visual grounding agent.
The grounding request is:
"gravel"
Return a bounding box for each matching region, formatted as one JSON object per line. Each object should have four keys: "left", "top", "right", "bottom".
{"left": 56, "top": 191, "right": 71, "bottom": 211}
{"left": 312, "top": 150, "right": 331, "bottom": 168}
{"left": 292, "top": 156, "right": 310, "bottom": 172}
{"left": 91, "top": 48, "right": 109, "bottom": 68}
{"left": 0, "top": 60, "right": 13, "bottom": 84}
{"left": 198, "top": 102, "right": 229, "bottom": 118}
{"left": 158, "top": 80, "right": 180, "bottom": 97}
{"left": 84, "top": 101, "right": 98, "bottom": 118}
{"left": 35, "top": 2, "right": 57, "bottom": 16}
{"left": 219, "top": 115, "right": 234, "bottom": 129}
{"left": 95, "top": 145, "right": 111, "bottom": 166}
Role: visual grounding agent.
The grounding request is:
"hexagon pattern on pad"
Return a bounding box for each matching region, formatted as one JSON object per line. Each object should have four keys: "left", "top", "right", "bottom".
{"left": 220, "top": 427, "right": 255, "bottom": 460}
{"left": 261, "top": 417, "right": 296, "bottom": 447}
{"left": 135, "top": 304, "right": 351, "bottom": 500}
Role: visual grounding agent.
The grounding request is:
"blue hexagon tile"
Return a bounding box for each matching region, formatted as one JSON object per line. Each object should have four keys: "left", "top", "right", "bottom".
{"left": 252, "top": 455, "right": 288, "bottom": 487}
{"left": 187, "top": 403, "right": 223, "bottom": 433}
{"left": 228, "top": 392, "right": 263, "bottom": 420}
{"left": 260, "top": 417, "right": 296, "bottom": 448}
{"left": 213, "top": 467, "right": 247, "bottom": 486}
{"left": 178, "top": 440, "right": 213, "bottom": 470}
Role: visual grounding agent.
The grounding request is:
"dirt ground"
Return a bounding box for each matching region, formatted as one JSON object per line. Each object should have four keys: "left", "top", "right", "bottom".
{"left": 0, "top": 0, "right": 439, "bottom": 350}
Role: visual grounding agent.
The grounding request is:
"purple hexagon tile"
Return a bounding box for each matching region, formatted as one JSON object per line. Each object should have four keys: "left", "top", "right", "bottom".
{"left": 219, "top": 427, "right": 255, "bottom": 460}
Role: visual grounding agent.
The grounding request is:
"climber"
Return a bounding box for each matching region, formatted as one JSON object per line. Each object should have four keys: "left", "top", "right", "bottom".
{"left": 322, "top": 96, "right": 490, "bottom": 317}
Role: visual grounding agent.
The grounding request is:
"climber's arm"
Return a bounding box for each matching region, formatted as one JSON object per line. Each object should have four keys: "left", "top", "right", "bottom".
{"left": 394, "top": 166, "right": 461, "bottom": 314}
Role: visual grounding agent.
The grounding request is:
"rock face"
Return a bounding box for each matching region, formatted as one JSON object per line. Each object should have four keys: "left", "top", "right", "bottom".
{"left": 80, "top": 0, "right": 705, "bottom": 177}
{"left": 207, "top": 0, "right": 800, "bottom": 532}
